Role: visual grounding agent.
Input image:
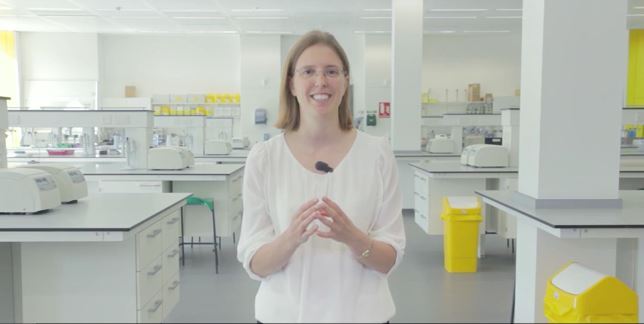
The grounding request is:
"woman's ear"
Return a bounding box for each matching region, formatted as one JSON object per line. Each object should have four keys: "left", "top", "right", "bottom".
{"left": 289, "top": 77, "right": 296, "bottom": 97}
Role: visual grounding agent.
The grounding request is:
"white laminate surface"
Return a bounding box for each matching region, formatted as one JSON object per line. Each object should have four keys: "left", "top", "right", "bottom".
{"left": 476, "top": 190, "right": 644, "bottom": 229}
{"left": 395, "top": 151, "right": 460, "bottom": 158}
{"left": 0, "top": 193, "right": 189, "bottom": 232}
{"left": 9, "top": 161, "right": 244, "bottom": 177}
{"left": 410, "top": 161, "right": 518, "bottom": 175}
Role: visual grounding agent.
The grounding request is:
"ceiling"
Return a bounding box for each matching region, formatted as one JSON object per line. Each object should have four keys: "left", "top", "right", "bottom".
{"left": 0, "top": 0, "right": 643, "bottom": 35}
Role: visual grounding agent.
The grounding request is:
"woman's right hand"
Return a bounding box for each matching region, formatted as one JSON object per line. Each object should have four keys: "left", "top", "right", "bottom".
{"left": 277, "top": 198, "right": 321, "bottom": 253}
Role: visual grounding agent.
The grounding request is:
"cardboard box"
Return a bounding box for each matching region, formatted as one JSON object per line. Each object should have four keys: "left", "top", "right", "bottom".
{"left": 125, "top": 85, "right": 136, "bottom": 97}
{"left": 468, "top": 83, "right": 481, "bottom": 102}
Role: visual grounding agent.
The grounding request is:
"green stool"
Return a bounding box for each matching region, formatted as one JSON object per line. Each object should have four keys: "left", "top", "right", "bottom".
{"left": 180, "top": 196, "right": 219, "bottom": 274}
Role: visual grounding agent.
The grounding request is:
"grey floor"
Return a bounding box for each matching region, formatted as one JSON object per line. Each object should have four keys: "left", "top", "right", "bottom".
{"left": 166, "top": 211, "right": 516, "bottom": 323}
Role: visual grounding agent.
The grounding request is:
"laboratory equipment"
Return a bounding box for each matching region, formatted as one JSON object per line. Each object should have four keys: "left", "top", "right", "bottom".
{"left": 0, "top": 97, "right": 8, "bottom": 168}
{"left": 544, "top": 262, "right": 638, "bottom": 323}
{"left": 19, "top": 164, "right": 88, "bottom": 203}
{"left": 148, "top": 146, "right": 195, "bottom": 170}
{"left": 8, "top": 110, "right": 152, "bottom": 168}
{"left": 231, "top": 137, "right": 250, "bottom": 149}
{"left": 153, "top": 116, "right": 205, "bottom": 156}
{"left": 460, "top": 144, "right": 509, "bottom": 168}
{"left": 0, "top": 168, "right": 61, "bottom": 213}
{"left": 204, "top": 140, "right": 232, "bottom": 155}
{"left": 427, "top": 135, "right": 455, "bottom": 153}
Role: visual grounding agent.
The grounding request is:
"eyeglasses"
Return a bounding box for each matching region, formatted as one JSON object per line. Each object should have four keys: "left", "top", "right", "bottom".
{"left": 293, "top": 66, "right": 346, "bottom": 79}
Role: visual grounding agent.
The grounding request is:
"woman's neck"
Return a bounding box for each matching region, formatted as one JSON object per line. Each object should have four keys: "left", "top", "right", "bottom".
{"left": 294, "top": 114, "right": 346, "bottom": 146}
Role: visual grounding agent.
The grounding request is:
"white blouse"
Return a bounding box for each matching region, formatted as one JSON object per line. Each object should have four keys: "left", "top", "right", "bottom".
{"left": 237, "top": 131, "right": 406, "bottom": 323}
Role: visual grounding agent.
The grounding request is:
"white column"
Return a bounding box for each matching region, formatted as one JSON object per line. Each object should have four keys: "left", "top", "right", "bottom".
{"left": 501, "top": 109, "right": 520, "bottom": 167}
{"left": 240, "top": 35, "right": 280, "bottom": 146}
{"left": 391, "top": 0, "right": 423, "bottom": 151}
{"left": 518, "top": 0, "right": 627, "bottom": 204}
{"left": 0, "top": 97, "right": 8, "bottom": 169}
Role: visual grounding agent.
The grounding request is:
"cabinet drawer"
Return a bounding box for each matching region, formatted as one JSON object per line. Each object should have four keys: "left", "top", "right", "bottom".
{"left": 163, "top": 246, "right": 180, "bottom": 283}
{"left": 137, "top": 221, "right": 164, "bottom": 270}
{"left": 414, "top": 192, "right": 429, "bottom": 216}
{"left": 229, "top": 173, "right": 243, "bottom": 196}
{"left": 138, "top": 255, "right": 164, "bottom": 308}
{"left": 163, "top": 273, "right": 181, "bottom": 319}
{"left": 162, "top": 212, "right": 181, "bottom": 251}
{"left": 414, "top": 172, "right": 429, "bottom": 198}
{"left": 138, "top": 291, "right": 164, "bottom": 323}
{"left": 99, "top": 180, "right": 166, "bottom": 193}
{"left": 229, "top": 192, "right": 242, "bottom": 214}
{"left": 232, "top": 210, "right": 242, "bottom": 233}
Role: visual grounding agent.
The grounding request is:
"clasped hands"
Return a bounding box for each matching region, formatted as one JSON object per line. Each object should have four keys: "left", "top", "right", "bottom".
{"left": 281, "top": 197, "right": 369, "bottom": 253}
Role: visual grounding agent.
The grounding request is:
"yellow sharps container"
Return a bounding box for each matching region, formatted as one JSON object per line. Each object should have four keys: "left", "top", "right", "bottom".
{"left": 440, "top": 196, "right": 482, "bottom": 273}
{"left": 544, "top": 262, "right": 638, "bottom": 323}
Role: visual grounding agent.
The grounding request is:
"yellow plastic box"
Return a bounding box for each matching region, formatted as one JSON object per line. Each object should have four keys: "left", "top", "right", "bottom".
{"left": 440, "top": 196, "right": 482, "bottom": 273}
{"left": 544, "top": 262, "right": 638, "bottom": 323}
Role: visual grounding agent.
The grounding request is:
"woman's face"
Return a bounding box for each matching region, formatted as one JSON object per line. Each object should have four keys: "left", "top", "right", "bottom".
{"left": 290, "top": 44, "right": 348, "bottom": 119}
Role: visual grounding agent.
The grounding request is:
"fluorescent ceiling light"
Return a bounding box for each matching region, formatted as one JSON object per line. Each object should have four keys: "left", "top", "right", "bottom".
{"left": 364, "top": 9, "right": 391, "bottom": 12}
{"left": 231, "top": 9, "right": 284, "bottom": 12}
{"left": 430, "top": 9, "right": 487, "bottom": 12}
{"left": 464, "top": 30, "right": 511, "bottom": 33}
{"left": 360, "top": 16, "right": 390, "bottom": 19}
{"left": 234, "top": 16, "right": 288, "bottom": 20}
{"left": 28, "top": 7, "right": 81, "bottom": 11}
{"left": 246, "top": 30, "right": 292, "bottom": 34}
{"left": 163, "top": 9, "right": 219, "bottom": 13}
{"left": 173, "top": 16, "right": 226, "bottom": 20}
{"left": 425, "top": 30, "right": 456, "bottom": 34}
{"left": 486, "top": 16, "right": 522, "bottom": 19}
{"left": 424, "top": 16, "right": 477, "bottom": 19}
{"left": 496, "top": 8, "right": 522, "bottom": 11}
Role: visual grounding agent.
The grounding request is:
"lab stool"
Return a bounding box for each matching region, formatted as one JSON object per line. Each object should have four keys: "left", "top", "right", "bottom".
{"left": 180, "top": 196, "right": 220, "bottom": 274}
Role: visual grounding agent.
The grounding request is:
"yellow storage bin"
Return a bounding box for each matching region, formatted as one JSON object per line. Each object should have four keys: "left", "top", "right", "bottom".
{"left": 544, "top": 262, "right": 638, "bottom": 323}
{"left": 440, "top": 196, "right": 482, "bottom": 273}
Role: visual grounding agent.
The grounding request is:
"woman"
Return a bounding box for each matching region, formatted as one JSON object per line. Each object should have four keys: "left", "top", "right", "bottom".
{"left": 237, "top": 30, "right": 405, "bottom": 323}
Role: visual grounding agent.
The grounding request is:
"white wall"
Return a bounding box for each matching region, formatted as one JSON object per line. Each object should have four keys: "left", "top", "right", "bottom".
{"left": 240, "top": 35, "right": 281, "bottom": 144}
{"left": 364, "top": 34, "right": 392, "bottom": 137}
{"left": 19, "top": 32, "right": 98, "bottom": 108}
{"left": 99, "top": 34, "right": 240, "bottom": 97}
{"left": 422, "top": 33, "right": 522, "bottom": 100}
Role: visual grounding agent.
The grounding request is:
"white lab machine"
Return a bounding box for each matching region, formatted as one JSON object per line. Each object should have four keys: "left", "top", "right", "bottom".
{"left": 148, "top": 146, "right": 195, "bottom": 170}
{"left": 20, "top": 164, "right": 88, "bottom": 203}
{"left": 231, "top": 137, "right": 249, "bottom": 149}
{"left": 0, "top": 168, "right": 61, "bottom": 213}
{"left": 460, "top": 144, "right": 509, "bottom": 168}
{"left": 427, "top": 135, "right": 455, "bottom": 153}
{"left": 204, "top": 140, "right": 232, "bottom": 155}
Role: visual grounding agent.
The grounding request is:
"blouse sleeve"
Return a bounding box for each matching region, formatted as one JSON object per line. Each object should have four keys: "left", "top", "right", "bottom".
{"left": 236, "top": 142, "right": 275, "bottom": 281}
{"left": 369, "top": 137, "right": 406, "bottom": 277}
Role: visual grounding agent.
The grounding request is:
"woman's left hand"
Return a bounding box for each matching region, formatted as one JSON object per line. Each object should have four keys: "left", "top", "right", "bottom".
{"left": 315, "top": 197, "right": 371, "bottom": 253}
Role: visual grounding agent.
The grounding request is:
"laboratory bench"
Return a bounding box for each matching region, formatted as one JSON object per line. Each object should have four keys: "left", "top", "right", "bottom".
{"left": 7, "top": 161, "right": 245, "bottom": 242}
{"left": 475, "top": 190, "right": 644, "bottom": 323}
{"left": 0, "top": 193, "right": 190, "bottom": 323}
{"left": 409, "top": 160, "right": 644, "bottom": 242}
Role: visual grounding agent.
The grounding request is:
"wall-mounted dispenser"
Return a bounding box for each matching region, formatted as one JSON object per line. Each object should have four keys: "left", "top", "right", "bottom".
{"left": 255, "top": 108, "right": 267, "bottom": 125}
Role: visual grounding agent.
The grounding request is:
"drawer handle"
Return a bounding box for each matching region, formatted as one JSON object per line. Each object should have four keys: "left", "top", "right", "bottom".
{"left": 232, "top": 176, "right": 241, "bottom": 183}
{"left": 168, "top": 280, "right": 180, "bottom": 291}
{"left": 148, "top": 300, "right": 163, "bottom": 313}
{"left": 139, "top": 184, "right": 160, "bottom": 188}
{"left": 147, "top": 264, "right": 162, "bottom": 276}
{"left": 166, "top": 217, "right": 180, "bottom": 225}
{"left": 414, "top": 193, "right": 426, "bottom": 201}
{"left": 167, "top": 249, "right": 179, "bottom": 258}
{"left": 415, "top": 175, "right": 427, "bottom": 182}
{"left": 232, "top": 195, "right": 240, "bottom": 202}
{"left": 146, "top": 229, "right": 162, "bottom": 238}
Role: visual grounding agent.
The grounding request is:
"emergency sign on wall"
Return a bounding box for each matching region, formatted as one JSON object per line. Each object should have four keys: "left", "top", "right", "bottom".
{"left": 378, "top": 101, "right": 390, "bottom": 118}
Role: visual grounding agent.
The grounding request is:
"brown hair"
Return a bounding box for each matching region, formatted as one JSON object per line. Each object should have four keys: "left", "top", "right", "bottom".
{"left": 275, "top": 30, "right": 353, "bottom": 131}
